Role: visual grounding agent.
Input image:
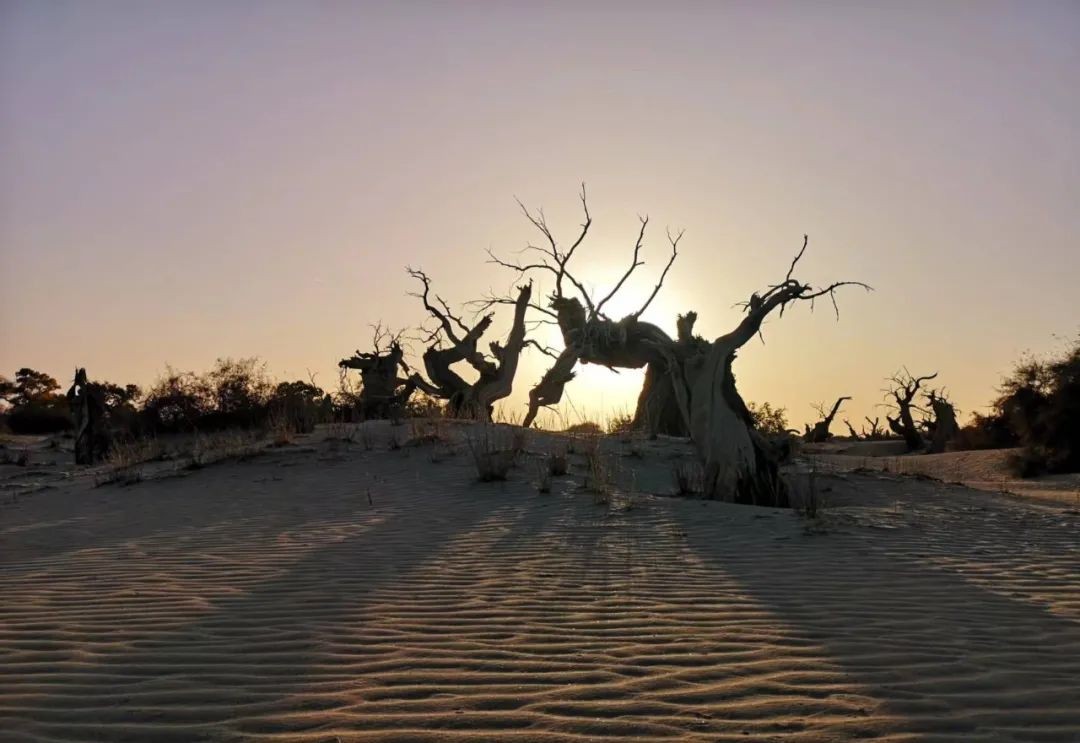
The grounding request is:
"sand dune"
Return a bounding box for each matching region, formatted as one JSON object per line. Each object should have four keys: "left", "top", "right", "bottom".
{"left": 2, "top": 425, "right": 1078, "bottom": 741}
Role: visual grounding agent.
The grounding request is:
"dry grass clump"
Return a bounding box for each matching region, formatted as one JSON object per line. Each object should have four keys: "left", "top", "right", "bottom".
{"left": 406, "top": 419, "right": 446, "bottom": 447}
{"left": 788, "top": 463, "right": 825, "bottom": 520}
{"left": 267, "top": 413, "right": 297, "bottom": 447}
{"left": 534, "top": 460, "right": 552, "bottom": 493}
{"left": 326, "top": 419, "right": 359, "bottom": 443}
{"left": 547, "top": 448, "right": 569, "bottom": 476}
{"left": 584, "top": 448, "right": 616, "bottom": 504}
{"left": 467, "top": 425, "right": 519, "bottom": 482}
{"left": 672, "top": 460, "right": 703, "bottom": 496}
{"left": 188, "top": 430, "right": 262, "bottom": 469}
{"left": 94, "top": 438, "right": 166, "bottom": 487}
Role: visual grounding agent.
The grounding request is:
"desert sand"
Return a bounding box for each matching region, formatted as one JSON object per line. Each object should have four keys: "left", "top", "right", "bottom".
{"left": 2, "top": 423, "right": 1079, "bottom": 742}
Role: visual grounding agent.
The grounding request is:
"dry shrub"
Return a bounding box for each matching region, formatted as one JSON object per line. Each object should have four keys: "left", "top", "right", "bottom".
{"left": 188, "top": 430, "right": 262, "bottom": 469}
{"left": 585, "top": 448, "right": 616, "bottom": 504}
{"left": 467, "top": 425, "right": 518, "bottom": 482}
{"left": 407, "top": 419, "right": 446, "bottom": 447}
{"left": 267, "top": 412, "right": 296, "bottom": 447}
{"left": 672, "top": 460, "right": 703, "bottom": 496}
{"left": 566, "top": 421, "right": 604, "bottom": 438}
{"left": 547, "top": 448, "right": 569, "bottom": 476}
{"left": 95, "top": 438, "right": 165, "bottom": 486}
{"left": 326, "top": 419, "right": 359, "bottom": 443}
{"left": 534, "top": 460, "right": 552, "bottom": 493}
{"left": 606, "top": 412, "right": 635, "bottom": 436}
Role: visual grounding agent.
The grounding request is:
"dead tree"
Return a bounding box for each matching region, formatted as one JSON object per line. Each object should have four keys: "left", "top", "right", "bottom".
{"left": 804, "top": 396, "right": 851, "bottom": 443}
{"left": 882, "top": 369, "right": 938, "bottom": 451}
{"left": 862, "top": 416, "right": 884, "bottom": 440}
{"left": 405, "top": 268, "right": 538, "bottom": 420}
{"left": 925, "top": 388, "right": 958, "bottom": 454}
{"left": 843, "top": 419, "right": 861, "bottom": 439}
{"left": 66, "top": 368, "right": 110, "bottom": 465}
{"left": 338, "top": 323, "right": 417, "bottom": 419}
{"left": 486, "top": 188, "right": 870, "bottom": 506}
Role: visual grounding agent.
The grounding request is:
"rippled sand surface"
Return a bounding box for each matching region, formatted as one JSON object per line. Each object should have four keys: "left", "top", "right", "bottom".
{"left": 2, "top": 427, "right": 1078, "bottom": 742}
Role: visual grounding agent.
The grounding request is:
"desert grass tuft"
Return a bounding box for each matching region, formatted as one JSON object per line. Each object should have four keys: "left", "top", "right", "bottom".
{"left": 534, "top": 460, "right": 552, "bottom": 493}
{"left": 672, "top": 460, "right": 703, "bottom": 496}
{"left": 187, "top": 430, "right": 262, "bottom": 470}
{"left": 788, "top": 460, "right": 825, "bottom": 521}
{"left": 547, "top": 447, "right": 569, "bottom": 476}
{"left": 584, "top": 448, "right": 616, "bottom": 505}
{"left": 467, "top": 425, "right": 518, "bottom": 482}
{"left": 95, "top": 437, "right": 166, "bottom": 486}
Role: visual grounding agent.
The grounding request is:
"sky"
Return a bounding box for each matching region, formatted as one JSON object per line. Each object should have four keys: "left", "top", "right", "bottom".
{"left": 2, "top": 0, "right": 1078, "bottom": 429}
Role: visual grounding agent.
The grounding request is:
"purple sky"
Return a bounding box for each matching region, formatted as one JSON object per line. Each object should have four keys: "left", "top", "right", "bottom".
{"left": 2, "top": 1, "right": 1078, "bottom": 426}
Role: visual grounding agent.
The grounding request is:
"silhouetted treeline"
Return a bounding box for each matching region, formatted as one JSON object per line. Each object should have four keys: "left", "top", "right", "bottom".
{"left": 0, "top": 358, "right": 446, "bottom": 438}
{"left": 956, "top": 336, "right": 1079, "bottom": 475}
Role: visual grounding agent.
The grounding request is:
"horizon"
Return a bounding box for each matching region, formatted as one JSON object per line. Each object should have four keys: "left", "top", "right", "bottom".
{"left": 2, "top": 1, "right": 1078, "bottom": 428}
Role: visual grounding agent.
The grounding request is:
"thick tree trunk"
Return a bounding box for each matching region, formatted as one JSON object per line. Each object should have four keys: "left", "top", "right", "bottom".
{"left": 690, "top": 342, "right": 787, "bottom": 506}
{"left": 927, "top": 397, "right": 958, "bottom": 454}
{"left": 339, "top": 342, "right": 416, "bottom": 419}
{"left": 897, "top": 406, "right": 924, "bottom": 451}
{"left": 67, "top": 368, "right": 109, "bottom": 465}
{"left": 632, "top": 362, "right": 691, "bottom": 436}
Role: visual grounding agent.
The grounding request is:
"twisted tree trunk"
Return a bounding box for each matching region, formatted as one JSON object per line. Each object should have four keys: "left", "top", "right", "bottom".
{"left": 339, "top": 340, "right": 416, "bottom": 419}
{"left": 409, "top": 275, "right": 535, "bottom": 421}
{"left": 926, "top": 394, "right": 958, "bottom": 454}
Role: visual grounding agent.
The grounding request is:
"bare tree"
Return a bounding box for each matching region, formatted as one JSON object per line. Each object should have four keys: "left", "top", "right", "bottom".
{"left": 882, "top": 369, "right": 938, "bottom": 451}
{"left": 804, "top": 396, "right": 852, "bottom": 443}
{"left": 487, "top": 188, "right": 871, "bottom": 505}
{"left": 862, "top": 416, "right": 884, "bottom": 440}
{"left": 338, "top": 323, "right": 417, "bottom": 419}
{"left": 925, "top": 388, "right": 958, "bottom": 454}
{"left": 405, "top": 268, "right": 538, "bottom": 420}
{"left": 843, "top": 419, "right": 861, "bottom": 439}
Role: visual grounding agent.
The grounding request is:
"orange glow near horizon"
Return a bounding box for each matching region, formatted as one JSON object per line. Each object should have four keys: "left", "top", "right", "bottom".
{"left": 1, "top": 2, "right": 1078, "bottom": 428}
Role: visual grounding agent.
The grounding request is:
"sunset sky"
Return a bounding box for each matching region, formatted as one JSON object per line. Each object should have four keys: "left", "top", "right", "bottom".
{"left": 2, "top": 1, "right": 1077, "bottom": 428}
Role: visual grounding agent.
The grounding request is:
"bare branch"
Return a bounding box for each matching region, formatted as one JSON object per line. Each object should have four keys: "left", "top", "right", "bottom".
{"left": 632, "top": 227, "right": 682, "bottom": 319}
{"left": 595, "top": 215, "right": 648, "bottom": 316}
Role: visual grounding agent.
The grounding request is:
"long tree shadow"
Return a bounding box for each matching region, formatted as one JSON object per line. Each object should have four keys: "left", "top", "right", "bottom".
{"left": 0, "top": 451, "right": 544, "bottom": 742}
{"left": 669, "top": 493, "right": 1080, "bottom": 741}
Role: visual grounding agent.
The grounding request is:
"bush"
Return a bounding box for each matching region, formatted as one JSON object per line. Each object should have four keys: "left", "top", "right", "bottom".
{"left": 269, "top": 380, "right": 327, "bottom": 434}
{"left": 405, "top": 391, "right": 445, "bottom": 419}
{"left": 965, "top": 338, "right": 1080, "bottom": 475}
{"left": 141, "top": 369, "right": 212, "bottom": 433}
{"left": 606, "top": 412, "right": 635, "bottom": 435}
{"left": 566, "top": 421, "right": 603, "bottom": 435}
{"left": 141, "top": 358, "right": 274, "bottom": 433}
{"left": 7, "top": 404, "right": 72, "bottom": 434}
{"left": 748, "top": 401, "right": 789, "bottom": 437}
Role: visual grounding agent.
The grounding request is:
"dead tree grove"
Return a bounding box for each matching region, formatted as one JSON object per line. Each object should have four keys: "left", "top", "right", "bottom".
{"left": 883, "top": 369, "right": 945, "bottom": 452}
{"left": 485, "top": 187, "right": 871, "bottom": 506}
